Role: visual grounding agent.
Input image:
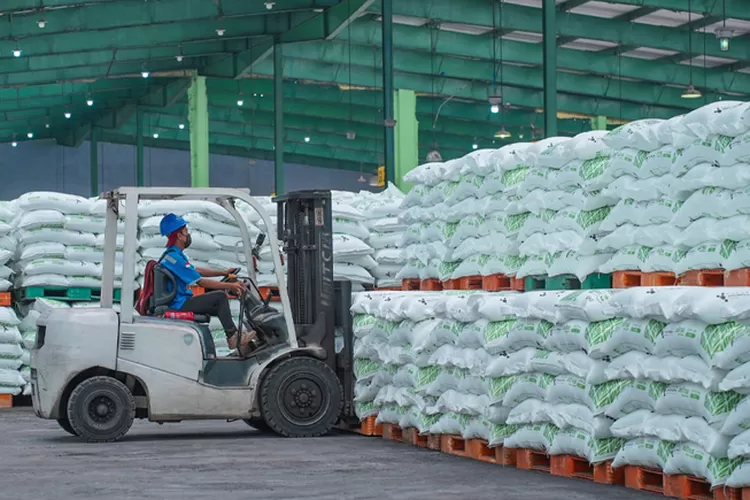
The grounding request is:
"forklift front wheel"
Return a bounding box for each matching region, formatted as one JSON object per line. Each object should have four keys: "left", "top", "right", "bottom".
{"left": 260, "top": 357, "right": 343, "bottom": 438}
{"left": 242, "top": 418, "right": 272, "bottom": 432}
{"left": 56, "top": 417, "right": 78, "bottom": 436}
{"left": 66, "top": 376, "right": 136, "bottom": 443}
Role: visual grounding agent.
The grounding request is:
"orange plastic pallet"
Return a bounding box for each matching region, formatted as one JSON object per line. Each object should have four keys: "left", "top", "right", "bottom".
{"left": 357, "top": 416, "right": 383, "bottom": 437}
{"left": 401, "top": 428, "right": 431, "bottom": 449}
{"left": 440, "top": 435, "right": 471, "bottom": 458}
{"left": 550, "top": 456, "right": 624, "bottom": 485}
{"left": 0, "top": 292, "right": 10, "bottom": 307}
{"left": 613, "top": 271, "right": 677, "bottom": 288}
{"left": 455, "top": 276, "right": 483, "bottom": 290}
{"left": 677, "top": 269, "right": 725, "bottom": 287}
{"left": 442, "top": 279, "right": 460, "bottom": 290}
{"left": 725, "top": 269, "right": 750, "bottom": 287}
{"left": 482, "top": 274, "right": 524, "bottom": 292}
{"left": 420, "top": 279, "right": 443, "bottom": 291}
{"left": 374, "top": 287, "right": 402, "bottom": 291}
{"left": 502, "top": 447, "right": 518, "bottom": 467}
{"left": 402, "top": 279, "right": 420, "bottom": 291}
{"left": 624, "top": 466, "right": 666, "bottom": 495}
{"left": 666, "top": 475, "right": 744, "bottom": 500}
{"left": 426, "top": 434, "right": 442, "bottom": 451}
{"left": 516, "top": 448, "right": 551, "bottom": 472}
{"left": 468, "top": 439, "right": 505, "bottom": 464}
{"left": 382, "top": 423, "right": 403, "bottom": 442}
{"left": 0, "top": 394, "right": 11, "bottom": 409}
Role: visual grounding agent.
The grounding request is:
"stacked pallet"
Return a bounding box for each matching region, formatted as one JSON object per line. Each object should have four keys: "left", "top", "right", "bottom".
{"left": 351, "top": 288, "right": 750, "bottom": 498}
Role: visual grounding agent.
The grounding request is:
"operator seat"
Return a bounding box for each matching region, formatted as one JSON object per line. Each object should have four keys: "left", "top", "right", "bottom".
{"left": 150, "top": 265, "right": 210, "bottom": 323}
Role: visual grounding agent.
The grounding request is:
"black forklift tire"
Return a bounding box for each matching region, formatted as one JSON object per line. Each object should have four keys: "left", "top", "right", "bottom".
{"left": 260, "top": 357, "right": 343, "bottom": 438}
{"left": 242, "top": 418, "right": 272, "bottom": 432}
{"left": 56, "top": 417, "right": 78, "bottom": 436}
{"left": 66, "top": 376, "right": 136, "bottom": 443}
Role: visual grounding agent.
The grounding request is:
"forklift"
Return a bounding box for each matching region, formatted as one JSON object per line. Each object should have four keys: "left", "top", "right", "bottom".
{"left": 30, "top": 188, "right": 356, "bottom": 442}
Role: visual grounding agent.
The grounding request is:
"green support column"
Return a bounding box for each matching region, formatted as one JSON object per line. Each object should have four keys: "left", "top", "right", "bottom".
{"left": 382, "top": 0, "right": 396, "bottom": 185}
{"left": 542, "top": 0, "right": 558, "bottom": 137}
{"left": 273, "top": 40, "right": 285, "bottom": 196}
{"left": 136, "top": 107, "right": 144, "bottom": 187}
{"left": 591, "top": 115, "right": 608, "bottom": 131}
{"left": 188, "top": 74, "right": 210, "bottom": 187}
{"left": 394, "top": 89, "right": 418, "bottom": 193}
{"left": 90, "top": 126, "right": 99, "bottom": 197}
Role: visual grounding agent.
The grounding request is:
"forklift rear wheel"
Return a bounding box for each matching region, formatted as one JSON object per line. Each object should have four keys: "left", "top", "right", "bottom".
{"left": 242, "top": 418, "right": 272, "bottom": 432}
{"left": 260, "top": 357, "right": 343, "bottom": 438}
{"left": 66, "top": 376, "right": 136, "bottom": 443}
{"left": 56, "top": 417, "right": 78, "bottom": 436}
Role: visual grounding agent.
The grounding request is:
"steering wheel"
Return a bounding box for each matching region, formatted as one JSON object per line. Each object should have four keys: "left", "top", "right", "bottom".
{"left": 220, "top": 267, "right": 242, "bottom": 283}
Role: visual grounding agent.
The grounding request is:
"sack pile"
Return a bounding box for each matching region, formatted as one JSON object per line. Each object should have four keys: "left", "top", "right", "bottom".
{"left": 349, "top": 184, "right": 406, "bottom": 288}
{"left": 0, "top": 306, "right": 24, "bottom": 396}
{"left": 351, "top": 287, "right": 750, "bottom": 488}
{"left": 10, "top": 192, "right": 134, "bottom": 290}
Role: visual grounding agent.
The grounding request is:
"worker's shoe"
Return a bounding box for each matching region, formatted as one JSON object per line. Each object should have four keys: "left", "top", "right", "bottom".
{"left": 227, "top": 329, "right": 257, "bottom": 356}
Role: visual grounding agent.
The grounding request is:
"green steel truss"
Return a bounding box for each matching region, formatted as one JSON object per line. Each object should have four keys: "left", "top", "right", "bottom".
{"left": 0, "top": 0, "right": 748, "bottom": 171}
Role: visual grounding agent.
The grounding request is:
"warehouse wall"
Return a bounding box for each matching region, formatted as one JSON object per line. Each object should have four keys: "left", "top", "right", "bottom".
{"left": 0, "top": 140, "right": 375, "bottom": 200}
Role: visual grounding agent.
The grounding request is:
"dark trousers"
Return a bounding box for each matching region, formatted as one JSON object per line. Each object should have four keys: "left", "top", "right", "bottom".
{"left": 179, "top": 291, "right": 236, "bottom": 335}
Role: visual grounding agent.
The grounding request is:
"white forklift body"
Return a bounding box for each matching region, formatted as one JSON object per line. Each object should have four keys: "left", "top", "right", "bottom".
{"left": 30, "top": 187, "right": 345, "bottom": 442}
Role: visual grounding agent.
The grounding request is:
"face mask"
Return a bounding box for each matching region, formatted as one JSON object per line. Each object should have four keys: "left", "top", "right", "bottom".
{"left": 184, "top": 233, "right": 192, "bottom": 249}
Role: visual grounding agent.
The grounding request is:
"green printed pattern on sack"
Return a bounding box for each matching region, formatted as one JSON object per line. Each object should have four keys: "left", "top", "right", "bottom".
{"left": 353, "top": 358, "right": 380, "bottom": 380}
{"left": 708, "top": 456, "right": 744, "bottom": 483}
{"left": 590, "top": 437, "right": 626, "bottom": 461}
{"left": 701, "top": 322, "right": 750, "bottom": 359}
{"left": 487, "top": 375, "right": 517, "bottom": 400}
{"left": 644, "top": 319, "right": 667, "bottom": 343}
{"left": 589, "top": 379, "right": 631, "bottom": 410}
{"left": 580, "top": 156, "right": 611, "bottom": 181}
{"left": 353, "top": 314, "right": 378, "bottom": 332}
{"left": 374, "top": 318, "right": 399, "bottom": 338}
{"left": 542, "top": 423, "right": 560, "bottom": 444}
{"left": 485, "top": 319, "right": 518, "bottom": 343}
{"left": 705, "top": 391, "right": 742, "bottom": 417}
{"left": 585, "top": 318, "right": 626, "bottom": 348}
{"left": 518, "top": 372, "right": 556, "bottom": 390}
{"left": 505, "top": 212, "right": 531, "bottom": 234}
{"left": 657, "top": 441, "right": 677, "bottom": 463}
{"left": 721, "top": 240, "right": 738, "bottom": 259}
{"left": 490, "top": 423, "right": 519, "bottom": 442}
{"left": 647, "top": 381, "right": 668, "bottom": 401}
{"left": 502, "top": 167, "right": 530, "bottom": 188}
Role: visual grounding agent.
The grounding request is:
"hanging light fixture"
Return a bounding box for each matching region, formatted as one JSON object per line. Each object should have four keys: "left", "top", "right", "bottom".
{"left": 682, "top": 83, "right": 702, "bottom": 99}
{"left": 488, "top": 1, "right": 503, "bottom": 114}
{"left": 304, "top": 136, "right": 311, "bottom": 143}
{"left": 37, "top": 19, "right": 47, "bottom": 29}
{"left": 27, "top": 132, "right": 33, "bottom": 139}
{"left": 11, "top": 141, "right": 17, "bottom": 147}
{"left": 426, "top": 149, "right": 442, "bottom": 162}
{"left": 682, "top": 0, "right": 702, "bottom": 99}
{"left": 12, "top": 46, "right": 21, "bottom": 58}
{"left": 64, "top": 111, "right": 72, "bottom": 119}
{"left": 179, "top": 123, "right": 185, "bottom": 130}
{"left": 153, "top": 132, "right": 159, "bottom": 139}
{"left": 86, "top": 94, "right": 94, "bottom": 106}
{"left": 494, "top": 126, "right": 511, "bottom": 139}
{"left": 715, "top": 0, "right": 732, "bottom": 52}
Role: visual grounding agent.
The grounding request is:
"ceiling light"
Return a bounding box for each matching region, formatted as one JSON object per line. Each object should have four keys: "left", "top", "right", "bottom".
{"left": 141, "top": 71, "right": 150, "bottom": 79}
{"left": 11, "top": 141, "right": 17, "bottom": 147}
{"left": 259, "top": 93, "right": 264, "bottom": 98}
{"left": 176, "top": 55, "right": 184, "bottom": 62}
{"left": 12, "top": 48, "right": 21, "bottom": 58}
{"left": 216, "top": 28, "right": 225, "bottom": 36}
{"left": 179, "top": 123, "right": 185, "bottom": 130}
{"left": 488, "top": 94, "right": 502, "bottom": 114}
{"left": 681, "top": 84, "right": 702, "bottom": 99}
{"left": 358, "top": 174, "right": 366, "bottom": 183}
{"left": 64, "top": 111, "right": 72, "bottom": 119}
{"left": 716, "top": 27, "right": 733, "bottom": 52}
{"left": 346, "top": 130, "right": 356, "bottom": 140}
{"left": 237, "top": 99, "right": 244, "bottom": 106}
{"left": 37, "top": 19, "right": 46, "bottom": 28}
{"left": 86, "top": 97, "right": 94, "bottom": 106}
{"left": 426, "top": 149, "right": 442, "bottom": 162}
{"left": 494, "top": 126, "right": 511, "bottom": 139}
{"left": 265, "top": 1, "right": 276, "bottom": 9}
{"left": 153, "top": 133, "right": 159, "bottom": 139}
{"left": 45, "top": 123, "right": 50, "bottom": 129}
{"left": 304, "top": 136, "right": 311, "bottom": 143}
{"left": 472, "top": 142, "right": 478, "bottom": 150}
{"left": 27, "top": 132, "right": 33, "bottom": 139}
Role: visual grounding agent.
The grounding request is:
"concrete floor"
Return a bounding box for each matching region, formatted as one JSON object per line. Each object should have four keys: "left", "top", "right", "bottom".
{"left": 1, "top": 409, "right": 657, "bottom": 500}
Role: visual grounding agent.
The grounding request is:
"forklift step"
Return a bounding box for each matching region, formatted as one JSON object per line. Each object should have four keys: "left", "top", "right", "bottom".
{"left": 18, "top": 286, "right": 122, "bottom": 303}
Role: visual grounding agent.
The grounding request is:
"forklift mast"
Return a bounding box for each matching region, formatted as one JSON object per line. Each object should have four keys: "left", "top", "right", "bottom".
{"left": 274, "top": 190, "right": 355, "bottom": 419}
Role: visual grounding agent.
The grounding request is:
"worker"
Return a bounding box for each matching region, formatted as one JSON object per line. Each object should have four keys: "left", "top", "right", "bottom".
{"left": 159, "top": 213, "right": 255, "bottom": 352}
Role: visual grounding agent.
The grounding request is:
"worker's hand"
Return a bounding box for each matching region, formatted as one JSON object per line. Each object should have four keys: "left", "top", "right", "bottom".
{"left": 226, "top": 281, "right": 245, "bottom": 296}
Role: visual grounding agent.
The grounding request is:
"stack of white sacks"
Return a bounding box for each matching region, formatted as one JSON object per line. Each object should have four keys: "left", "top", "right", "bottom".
{"left": 515, "top": 134, "right": 617, "bottom": 281}
{"left": 352, "top": 287, "right": 750, "bottom": 489}
{"left": 349, "top": 184, "right": 406, "bottom": 289}
{"left": 0, "top": 305, "right": 24, "bottom": 396}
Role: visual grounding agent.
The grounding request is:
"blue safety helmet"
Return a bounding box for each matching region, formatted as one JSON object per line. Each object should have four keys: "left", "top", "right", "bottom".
{"left": 159, "top": 213, "right": 187, "bottom": 236}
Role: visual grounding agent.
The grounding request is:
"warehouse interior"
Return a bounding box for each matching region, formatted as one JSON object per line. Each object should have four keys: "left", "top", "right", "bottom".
{"left": 3, "top": 1, "right": 750, "bottom": 500}
{"left": 2, "top": 0, "right": 749, "bottom": 196}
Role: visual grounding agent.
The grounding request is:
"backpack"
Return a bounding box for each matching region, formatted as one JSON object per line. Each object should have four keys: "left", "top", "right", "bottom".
{"left": 135, "top": 249, "right": 174, "bottom": 317}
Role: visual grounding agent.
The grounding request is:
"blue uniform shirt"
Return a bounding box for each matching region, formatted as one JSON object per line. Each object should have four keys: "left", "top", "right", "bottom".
{"left": 159, "top": 246, "right": 201, "bottom": 310}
